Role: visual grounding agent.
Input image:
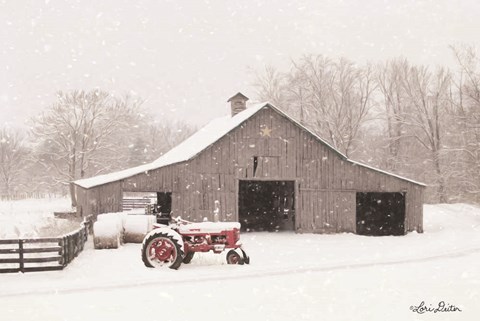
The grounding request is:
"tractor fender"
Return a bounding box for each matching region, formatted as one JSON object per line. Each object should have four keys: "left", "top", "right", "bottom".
{"left": 142, "top": 227, "right": 185, "bottom": 254}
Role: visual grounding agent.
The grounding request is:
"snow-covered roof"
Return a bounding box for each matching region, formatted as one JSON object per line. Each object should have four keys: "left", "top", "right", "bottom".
{"left": 350, "top": 161, "right": 426, "bottom": 187}
{"left": 74, "top": 103, "right": 268, "bottom": 189}
{"left": 74, "top": 102, "right": 426, "bottom": 189}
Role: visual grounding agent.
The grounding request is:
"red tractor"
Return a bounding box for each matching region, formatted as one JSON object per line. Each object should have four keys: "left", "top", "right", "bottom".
{"left": 141, "top": 217, "right": 250, "bottom": 269}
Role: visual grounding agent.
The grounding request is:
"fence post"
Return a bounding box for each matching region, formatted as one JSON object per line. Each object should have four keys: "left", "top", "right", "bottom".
{"left": 58, "top": 238, "right": 64, "bottom": 266}
{"left": 74, "top": 233, "right": 79, "bottom": 257}
{"left": 86, "top": 216, "right": 93, "bottom": 235}
{"left": 69, "top": 235, "right": 74, "bottom": 263}
{"left": 62, "top": 236, "right": 68, "bottom": 266}
{"left": 78, "top": 229, "right": 84, "bottom": 253}
{"left": 65, "top": 235, "right": 70, "bottom": 264}
{"left": 18, "top": 239, "right": 24, "bottom": 273}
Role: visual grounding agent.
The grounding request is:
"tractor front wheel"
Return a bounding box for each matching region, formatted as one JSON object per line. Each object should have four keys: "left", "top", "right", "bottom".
{"left": 142, "top": 232, "right": 184, "bottom": 269}
{"left": 182, "top": 252, "right": 195, "bottom": 264}
{"left": 226, "top": 249, "right": 244, "bottom": 265}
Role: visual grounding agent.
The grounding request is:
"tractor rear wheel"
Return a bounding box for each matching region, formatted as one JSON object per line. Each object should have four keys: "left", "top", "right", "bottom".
{"left": 182, "top": 252, "right": 195, "bottom": 264}
{"left": 142, "top": 232, "right": 184, "bottom": 269}
{"left": 226, "top": 249, "right": 244, "bottom": 265}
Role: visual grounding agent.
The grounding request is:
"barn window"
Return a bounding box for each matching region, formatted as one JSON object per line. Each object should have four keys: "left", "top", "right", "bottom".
{"left": 253, "top": 156, "right": 258, "bottom": 176}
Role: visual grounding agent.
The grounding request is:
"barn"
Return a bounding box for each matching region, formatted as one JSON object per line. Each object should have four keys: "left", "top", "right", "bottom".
{"left": 73, "top": 93, "right": 425, "bottom": 236}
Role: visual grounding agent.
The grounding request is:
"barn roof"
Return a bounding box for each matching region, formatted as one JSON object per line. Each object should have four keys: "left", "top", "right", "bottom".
{"left": 74, "top": 103, "right": 266, "bottom": 189}
{"left": 74, "top": 102, "right": 426, "bottom": 189}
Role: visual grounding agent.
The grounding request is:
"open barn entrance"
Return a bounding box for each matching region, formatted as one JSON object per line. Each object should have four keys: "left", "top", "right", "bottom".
{"left": 156, "top": 192, "right": 172, "bottom": 215}
{"left": 356, "top": 192, "right": 406, "bottom": 236}
{"left": 238, "top": 180, "right": 295, "bottom": 232}
{"left": 156, "top": 192, "right": 172, "bottom": 224}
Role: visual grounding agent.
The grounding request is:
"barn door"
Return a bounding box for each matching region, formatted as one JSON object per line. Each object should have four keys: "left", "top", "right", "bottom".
{"left": 238, "top": 180, "right": 295, "bottom": 231}
{"left": 356, "top": 192, "right": 406, "bottom": 236}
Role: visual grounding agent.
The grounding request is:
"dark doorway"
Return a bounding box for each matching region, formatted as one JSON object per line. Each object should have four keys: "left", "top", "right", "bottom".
{"left": 356, "top": 192, "right": 406, "bottom": 236}
{"left": 238, "top": 180, "right": 295, "bottom": 231}
{"left": 156, "top": 192, "right": 172, "bottom": 224}
{"left": 157, "top": 192, "right": 172, "bottom": 214}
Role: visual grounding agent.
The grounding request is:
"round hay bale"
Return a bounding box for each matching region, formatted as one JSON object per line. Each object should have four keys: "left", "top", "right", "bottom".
{"left": 124, "top": 215, "right": 155, "bottom": 243}
{"left": 146, "top": 215, "right": 155, "bottom": 231}
{"left": 97, "top": 213, "right": 125, "bottom": 243}
{"left": 93, "top": 220, "right": 120, "bottom": 249}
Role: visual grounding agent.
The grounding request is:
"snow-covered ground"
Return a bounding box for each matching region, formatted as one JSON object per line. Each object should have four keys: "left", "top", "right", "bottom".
{"left": 0, "top": 198, "right": 76, "bottom": 238}
{"left": 1, "top": 201, "right": 479, "bottom": 321}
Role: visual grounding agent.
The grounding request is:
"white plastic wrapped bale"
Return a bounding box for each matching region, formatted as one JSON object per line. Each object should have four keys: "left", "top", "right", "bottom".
{"left": 93, "top": 220, "right": 121, "bottom": 249}
{"left": 123, "top": 215, "right": 156, "bottom": 243}
{"left": 97, "top": 213, "right": 126, "bottom": 243}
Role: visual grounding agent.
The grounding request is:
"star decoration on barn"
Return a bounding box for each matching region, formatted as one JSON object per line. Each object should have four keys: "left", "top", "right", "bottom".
{"left": 260, "top": 126, "right": 272, "bottom": 137}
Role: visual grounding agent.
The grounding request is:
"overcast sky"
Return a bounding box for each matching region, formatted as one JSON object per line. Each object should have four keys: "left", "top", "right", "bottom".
{"left": 1, "top": 0, "right": 479, "bottom": 128}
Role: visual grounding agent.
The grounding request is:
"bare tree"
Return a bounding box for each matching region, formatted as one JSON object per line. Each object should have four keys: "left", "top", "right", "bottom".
{"left": 0, "top": 127, "right": 28, "bottom": 196}
{"left": 253, "top": 65, "right": 286, "bottom": 107}
{"left": 253, "top": 64, "right": 309, "bottom": 126}
{"left": 292, "top": 55, "right": 375, "bottom": 157}
{"left": 283, "top": 62, "right": 312, "bottom": 125}
{"left": 31, "top": 90, "right": 142, "bottom": 206}
{"left": 147, "top": 120, "right": 196, "bottom": 155}
{"left": 126, "top": 119, "right": 197, "bottom": 167}
{"left": 254, "top": 56, "right": 375, "bottom": 157}
{"left": 252, "top": 50, "right": 480, "bottom": 203}
{"left": 449, "top": 45, "right": 480, "bottom": 202}
{"left": 376, "top": 58, "right": 411, "bottom": 171}
{"left": 401, "top": 65, "right": 450, "bottom": 202}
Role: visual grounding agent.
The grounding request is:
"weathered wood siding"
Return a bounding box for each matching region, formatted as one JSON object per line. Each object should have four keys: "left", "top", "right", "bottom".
{"left": 76, "top": 182, "right": 122, "bottom": 218}
{"left": 78, "top": 106, "right": 424, "bottom": 233}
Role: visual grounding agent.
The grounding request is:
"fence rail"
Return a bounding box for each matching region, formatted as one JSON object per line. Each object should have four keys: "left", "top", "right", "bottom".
{"left": 0, "top": 193, "right": 65, "bottom": 201}
{"left": 122, "top": 198, "right": 153, "bottom": 211}
{"left": 0, "top": 216, "right": 93, "bottom": 273}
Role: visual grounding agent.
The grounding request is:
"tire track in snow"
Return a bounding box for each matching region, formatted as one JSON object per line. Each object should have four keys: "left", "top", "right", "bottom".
{"left": 2, "top": 246, "right": 480, "bottom": 298}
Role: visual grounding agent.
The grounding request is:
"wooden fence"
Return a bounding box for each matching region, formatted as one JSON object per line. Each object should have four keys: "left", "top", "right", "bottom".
{"left": 122, "top": 198, "right": 153, "bottom": 211}
{"left": 0, "top": 216, "right": 93, "bottom": 273}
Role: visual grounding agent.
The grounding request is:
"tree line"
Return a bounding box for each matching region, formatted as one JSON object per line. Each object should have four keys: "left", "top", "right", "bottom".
{"left": 254, "top": 45, "right": 480, "bottom": 204}
{"left": 2, "top": 45, "right": 479, "bottom": 206}
{"left": 0, "top": 90, "right": 196, "bottom": 206}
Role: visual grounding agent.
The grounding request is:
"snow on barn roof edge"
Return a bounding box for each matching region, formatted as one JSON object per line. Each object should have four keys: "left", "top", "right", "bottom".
{"left": 73, "top": 102, "right": 267, "bottom": 189}
{"left": 73, "top": 102, "right": 426, "bottom": 189}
